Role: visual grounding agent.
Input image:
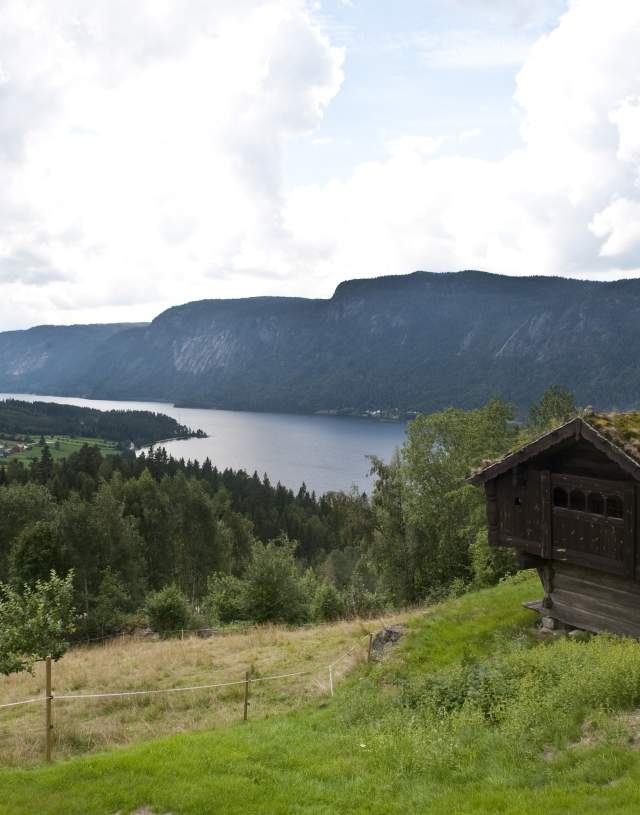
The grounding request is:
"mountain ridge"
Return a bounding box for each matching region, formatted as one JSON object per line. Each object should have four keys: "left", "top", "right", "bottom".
{"left": 2, "top": 270, "right": 640, "bottom": 415}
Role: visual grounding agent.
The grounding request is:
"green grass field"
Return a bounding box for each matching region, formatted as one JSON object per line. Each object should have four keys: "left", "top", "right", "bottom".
{"left": 0, "top": 435, "right": 118, "bottom": 463}
{"left": 4, "top": 574, "right": 640, "bottom": 814}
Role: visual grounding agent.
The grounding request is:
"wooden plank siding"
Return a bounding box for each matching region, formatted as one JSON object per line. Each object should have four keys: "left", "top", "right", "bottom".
{"left": 541, "top": 470, "right": 551, "bottom": 558}
{"left": 624, "top": 482, "right": 636, "bottom": 578}
{"left": 495, "top": 469, "right": 544, "bottom": 555}
{"left": 549, "top": 561, "right": 640, "bottom": 636}
{"left": 473, "top": 421, "right": 640, "bottom": 637}
{"left": 485, "top": 479, "right": 499, "bottom": 548}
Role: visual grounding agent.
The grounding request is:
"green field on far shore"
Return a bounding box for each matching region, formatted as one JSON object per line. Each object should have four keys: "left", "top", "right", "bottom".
{"left": 0, "top": 435, "right": 119, "bottom": 464}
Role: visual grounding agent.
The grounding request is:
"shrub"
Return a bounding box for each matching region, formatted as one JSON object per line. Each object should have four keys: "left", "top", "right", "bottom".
{"left": 243, "top": 536, "right": 310, "bottom": 624}
{"left": 0, "top": 570, "right": 76, "bottom": 675}
{"left": 469, "top": 529, "right": 516, "bottom": 588}
{"left": 92, "top": 568, "right": 131, "bottom": 636}
{"left": 390, "top": 630, "right": 640, "bottom": 766}
{"left": 312, "top": 581, "right": 345, "bottom": 622}
{"left": 145, "top": 585, "right": 190, "bottom": 635}
{"left": 205, "top": 573, "right": 249, "bottom": 624}
{"left": 343, "top": 573, "right": 386, "bottom": 618}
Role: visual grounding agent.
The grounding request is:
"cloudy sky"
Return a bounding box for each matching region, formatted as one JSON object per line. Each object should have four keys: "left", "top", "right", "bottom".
{"left": 1, "top": 0, "right": 640, "bottom": 329}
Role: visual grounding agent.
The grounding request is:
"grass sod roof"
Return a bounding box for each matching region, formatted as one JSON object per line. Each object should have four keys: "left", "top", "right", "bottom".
{"left": 585, "top": 412, "right": 640, "bottom": 465}
{"left": 468, "top": 411, "right": 640, "bottom": 485}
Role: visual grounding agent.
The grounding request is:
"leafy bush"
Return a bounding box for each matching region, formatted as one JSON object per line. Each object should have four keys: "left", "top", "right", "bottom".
{"left": 312, "top": 581, "right": 345, "bottom": 622}
{"left": 469, "top": 529, "right": 516, "bottom": 588}
{"left": 243, "top": 536, "right": 310, "bottom": 624}
{"left": 145, "top": 585, "right": 190, "bottom": 635}
{"left": 0, "top": 570, "right": 76, "bottom": 675}
{"left": 92, "top": 568, "right": 131, "bottom": 636}
{"left": 343, "top": 577, "right": 386, "bottom": 618}
{"left": 205, "top": 573, "right": 249, "bottom": 623}
{"left": 383, "top": 629, "right": 640, "bottom": 774}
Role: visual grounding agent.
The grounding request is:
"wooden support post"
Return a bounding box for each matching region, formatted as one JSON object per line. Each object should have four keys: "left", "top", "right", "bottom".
{"left": 243, "top": 670, "right": 250, "bottom": 722}
{"left": 45, "top": 656, "right": 53, "bottom": 763}
{"left": 367, "top": 632, "right": 373, "bottom": 663}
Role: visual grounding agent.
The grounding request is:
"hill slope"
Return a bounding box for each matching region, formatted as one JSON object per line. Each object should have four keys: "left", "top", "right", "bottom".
{"left": 4, "top": 574, "right": 640, "bottom": 814}
{"left": 3, "top": 271, "right": 640, "bottom": 414}
{"left": 0, "top": 322, "right": 143, "bottom": 396}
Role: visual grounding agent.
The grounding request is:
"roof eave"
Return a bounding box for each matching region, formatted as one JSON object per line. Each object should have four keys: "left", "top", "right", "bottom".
{"left": 468, "top": 416, "right": 640, "bottom": 486}
{"left": 581, "top": 420, "right": 640, "bottom": 480}
{"left": 467, "top": 418, "right": 582, "bottom": 486}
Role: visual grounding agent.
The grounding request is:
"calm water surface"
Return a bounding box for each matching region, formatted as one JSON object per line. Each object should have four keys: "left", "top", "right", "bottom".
{"left": 1, "top": 393, "right": 407, "bottom": 495}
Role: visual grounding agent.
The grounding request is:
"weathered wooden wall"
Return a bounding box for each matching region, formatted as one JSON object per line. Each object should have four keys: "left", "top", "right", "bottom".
{"left": 548, "top": 561, "right": 640, "bottom": 637}
{"left": 483, "top": 426, "right": 640, "bottom": 636}
{"left": 493, "top": 469, "right": 544, "bottom": 555}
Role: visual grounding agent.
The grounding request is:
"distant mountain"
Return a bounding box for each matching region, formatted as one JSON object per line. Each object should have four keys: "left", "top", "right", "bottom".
{"left": 2, "top": 271, "right": 640, "bottom": 415}
{"left": 0, "top": 323, "right": 144, "bottom": 396}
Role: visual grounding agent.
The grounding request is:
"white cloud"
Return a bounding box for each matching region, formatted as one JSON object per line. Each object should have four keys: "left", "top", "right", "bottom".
{"left": 590, "top": 198, "right": 640, "bottom": 259}
{"left": 459, "top": 128, "right": 482, "bottom": 142}
{"left": 286, "top": 0, "right": 640, "bottom": 286}
{"left": 0, "top": 0, "right": 343, "bottom": 328}
{"left": 387, "top": 135, "right": 444, "bottom": 158}
{"left": 2, "top": 0, "right": 640, "bottom": 331}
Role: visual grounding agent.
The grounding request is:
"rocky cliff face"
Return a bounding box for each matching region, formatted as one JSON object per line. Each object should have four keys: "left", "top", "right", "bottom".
{"left": 2, "top": 271, "right": 640, "bottom": 414}
{"left": 0, "top": 323, "right": 144, "bottom": 396}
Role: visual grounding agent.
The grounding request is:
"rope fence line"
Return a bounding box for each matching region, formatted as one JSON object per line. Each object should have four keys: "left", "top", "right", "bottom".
{"left": 328, "top": 634, "right": 371, "bottom": 669}
{"left": 0, "top": 629, "right": 381, "bottom": 762}
{"left": 53, "top": 667, "right": 321, "bottom": 702}
{"left": 0, "top": 637, "right": 367, "bottom": 709}
{"left": 0, "top": 696, "right": 44, "bottom": 710}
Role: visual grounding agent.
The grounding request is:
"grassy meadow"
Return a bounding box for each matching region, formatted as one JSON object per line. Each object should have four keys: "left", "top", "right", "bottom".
{"left": 5, "top": 573, "right": 640, "bottom": 813}
{"left": 0, "top": 610, "right": 412, "bottom": 766}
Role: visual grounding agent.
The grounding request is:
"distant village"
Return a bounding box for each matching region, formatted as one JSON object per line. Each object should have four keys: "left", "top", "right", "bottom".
{"left": 0, "top": 440, "right": 32, "bottom": 458}
{"left": 0, "top": 439, "right": 38, "bottom": 458}
{"left": 316, "top": 407, "right": 420, "bottom": 421}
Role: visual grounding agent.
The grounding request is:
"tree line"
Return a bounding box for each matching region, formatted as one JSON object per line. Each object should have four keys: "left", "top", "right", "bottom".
{"left": 0, "top": 399, "right": 201, "bottom": 447}
{"left": 0, "top": 385, "right": 577, "bottom": 675}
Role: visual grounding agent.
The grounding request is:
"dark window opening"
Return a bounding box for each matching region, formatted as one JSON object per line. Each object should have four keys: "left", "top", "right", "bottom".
{"left": 514, "top": 496, "right": 522, "bottom": 507}
{"left": 553, "top": 487, "right": 568, "bottom": 508}
{"left": 607, "top": 494, "right": 624, "bottom": 519}
{"left": 587, "top": 492, "right": 605, "bottom": 515}
{"left": 570, "top": 489, "right": 586, "bottom": 511}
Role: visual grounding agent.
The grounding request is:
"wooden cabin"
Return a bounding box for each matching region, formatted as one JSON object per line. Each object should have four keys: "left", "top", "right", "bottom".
{"left": 468, "top": 413, "right": 640, "bottom": 637}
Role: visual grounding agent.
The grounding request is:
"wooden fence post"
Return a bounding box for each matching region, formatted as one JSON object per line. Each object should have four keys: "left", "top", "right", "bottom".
{"left": 367, "top": 632, "right": 373, "bottom": 663}
{"left": 45, "top": 656, "right": 53, "bottom": 763}
{"left": 329, "top": 666, "right": 334, "bottom": 696}
{"left": 243, "top": 670, "right": 250, "bottom": 722}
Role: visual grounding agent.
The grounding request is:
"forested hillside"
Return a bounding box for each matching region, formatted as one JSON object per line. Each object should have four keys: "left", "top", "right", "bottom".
{"left": 2, "top": 271, "right": 640, "bottom": 415}
{"left": 0, "top": 399, "right": 199, "bottom": 448}
{"left": 0, "top": 323, "right": 140, "bottom": 395}
{"left": 0, "top": 386, "right": 573, "bottom": 645}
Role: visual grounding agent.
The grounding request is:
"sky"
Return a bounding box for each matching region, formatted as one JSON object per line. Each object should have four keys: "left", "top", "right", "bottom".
{"left": 1, "top": 0, "right": 640, "bottom": 329}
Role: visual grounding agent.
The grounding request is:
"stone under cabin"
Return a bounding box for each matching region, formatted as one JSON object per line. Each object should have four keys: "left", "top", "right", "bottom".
{"left": 469, "top": 412, "right": 640, "bottom": 637}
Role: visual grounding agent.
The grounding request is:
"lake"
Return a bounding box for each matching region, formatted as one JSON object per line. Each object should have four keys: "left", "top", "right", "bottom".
{"left": 0, "top": 393, "right": 407, "bottom": 495}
